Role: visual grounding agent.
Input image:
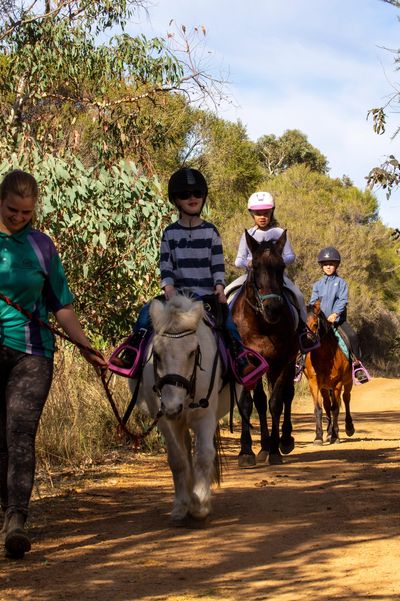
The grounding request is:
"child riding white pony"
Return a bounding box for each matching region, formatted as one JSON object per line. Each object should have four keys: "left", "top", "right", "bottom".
{"left": 131, "top": 295, "right": 238, "bottom": 524}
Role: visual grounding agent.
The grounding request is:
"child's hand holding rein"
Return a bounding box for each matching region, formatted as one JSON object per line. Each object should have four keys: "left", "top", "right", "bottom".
{"left": 214, "top": 284, "right": 227, "bottom": 304}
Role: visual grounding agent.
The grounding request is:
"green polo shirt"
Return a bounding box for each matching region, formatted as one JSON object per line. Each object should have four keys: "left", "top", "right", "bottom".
{"left": 0, "top": 223, "right": 74, "bottom": 358}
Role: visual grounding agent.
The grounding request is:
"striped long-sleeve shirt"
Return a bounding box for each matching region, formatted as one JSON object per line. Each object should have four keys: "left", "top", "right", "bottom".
{"left": 160, "top": 220, "right": 225, "bottom": 297}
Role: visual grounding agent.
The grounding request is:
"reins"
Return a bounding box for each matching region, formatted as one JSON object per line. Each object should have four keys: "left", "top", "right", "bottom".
{"left": 0, "top": 292, "right": 154, "bottom": 444}
{"left": 245, "top": 269, "right": 283, "bottom": 320}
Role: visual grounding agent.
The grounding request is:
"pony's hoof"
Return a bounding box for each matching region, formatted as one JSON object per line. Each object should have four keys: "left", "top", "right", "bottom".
{"left": 238, "top": 453, "right": 256, "bottom": 468}
{"left": 256, "top": 450, "right": 268, "bottom": 463}
{"left": 188, "top": 514, "right": 209, "bottom": 529}
{"left": 346, "top": 425, "right": 355, "bottom": 437}
{"left": 329, "top": 437, "right": 340, "bottom": 445}
{"left": 313, "top": 438, "right": 323, "bottom": 446}
{"left": 170, "top": 514, "right": 190, "bottom": 528}
{"left": 170, "top": 514, "right": 209, "bottom": 529}
{"left": 279, "top": 436, "right": 295, "bottom": 455}
{"left": 268, "top": 453, "right": 283, "bottom": 465}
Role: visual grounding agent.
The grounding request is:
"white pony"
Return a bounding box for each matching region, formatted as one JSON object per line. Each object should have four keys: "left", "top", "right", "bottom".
{"left": 131, "top": 295, "right": 237, "bottom": 524}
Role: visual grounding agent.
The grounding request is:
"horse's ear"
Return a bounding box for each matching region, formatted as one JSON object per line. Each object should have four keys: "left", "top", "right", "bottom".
{"left": 245, "top": 230, "right": 259, "bottom": 255}
{"left": 314, "top": 299, "right": 321, "bottom": 314}
{"left": 274, "top": 229, "right": 287, "bottom": 256}
{"left": 149, "top": 299, "right": 165, "bottom": 331}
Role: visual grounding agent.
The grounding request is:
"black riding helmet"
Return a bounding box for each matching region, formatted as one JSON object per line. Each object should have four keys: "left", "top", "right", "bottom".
{"left": 317, "top": 246, "right": 341, "bottom": 264}
{"left": 167, "top": 168, "right": 208, "bottom": 211}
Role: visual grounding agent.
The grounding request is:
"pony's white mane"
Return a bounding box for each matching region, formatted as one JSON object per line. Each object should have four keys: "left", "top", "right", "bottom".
{"left": 150, "top": 294, "right": 205, "bottom": 334}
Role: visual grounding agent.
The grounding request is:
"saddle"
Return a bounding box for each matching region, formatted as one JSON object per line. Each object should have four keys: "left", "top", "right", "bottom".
{"left": 226, "top": 279, "right": 317, "bottom": 354}
{"left": 335, "top": 326, "right": 371, "bottom": 385}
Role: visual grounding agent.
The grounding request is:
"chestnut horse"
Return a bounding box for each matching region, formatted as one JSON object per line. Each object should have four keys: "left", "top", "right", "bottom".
{"left": 304, "top": 300, "right": 355, "bottom": 444}
{"left": 231, "top": 230, "right": 299, "bottom": 466}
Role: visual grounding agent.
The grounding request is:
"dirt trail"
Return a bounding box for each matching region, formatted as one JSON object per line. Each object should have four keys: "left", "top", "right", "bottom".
{"left": 1, "top": 377, "right": 399, "bottom": 601}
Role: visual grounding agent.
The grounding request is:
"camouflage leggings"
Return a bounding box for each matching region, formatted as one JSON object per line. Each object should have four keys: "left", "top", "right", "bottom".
{"left": 0, "top": 346, "right": 53, "bottom": 518}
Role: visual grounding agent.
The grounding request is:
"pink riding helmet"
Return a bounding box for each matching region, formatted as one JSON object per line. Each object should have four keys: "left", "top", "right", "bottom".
{"left": 247, "top": 191, "right": 275, "bottom": 211}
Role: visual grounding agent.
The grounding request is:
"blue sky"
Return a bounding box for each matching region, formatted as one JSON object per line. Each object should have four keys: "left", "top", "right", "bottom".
{"left": 128, "top": 0, "right": 400, "bottom": 227}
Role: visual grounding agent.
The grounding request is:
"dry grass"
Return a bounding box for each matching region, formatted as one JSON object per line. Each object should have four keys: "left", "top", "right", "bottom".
{"left": 36, "top": 344, "right": 164, "bottom": 474}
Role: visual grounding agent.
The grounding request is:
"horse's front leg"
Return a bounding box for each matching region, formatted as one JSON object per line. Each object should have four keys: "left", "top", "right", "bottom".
{"left": 280, "top": 362, "right": 295, "bottom": 454}
{"left": 307, "top": 378, "right": 323, "bottom": 444}
{"left": 238, "top": 388, "right": 256, "bottom": 468}
{"left": 158, "top": 420, "right": 193, "bottom": 523}
{"left": 268, "top": 366, "right": 293, "bottom": 464}
{"left": 190, "top": 415, "right": 217, "bottom": 520}
{"left": 343, "top": 382, "right": 355, "bottom": 437}
{"left": 329, "top": 387, "right": 341, "bottom": 444}
{"left": 252, "top": 379, "right": 269, "bottom": 463}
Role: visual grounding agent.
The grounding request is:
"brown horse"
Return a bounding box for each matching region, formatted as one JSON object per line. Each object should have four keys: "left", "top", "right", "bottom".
{"left": 231, "top": 230, "right": 299, "bottom": 466}
{"left": 304, "top": 300, "right": 355, "bottom": 444}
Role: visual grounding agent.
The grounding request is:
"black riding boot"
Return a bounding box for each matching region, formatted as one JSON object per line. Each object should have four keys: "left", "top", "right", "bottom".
{"left": 4, "top": 511, "right": 31, "bottom": 559}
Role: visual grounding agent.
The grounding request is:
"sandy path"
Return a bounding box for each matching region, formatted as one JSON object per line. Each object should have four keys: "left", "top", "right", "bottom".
{"left": 0, "top": 377, "right": 399, "bottom": 601}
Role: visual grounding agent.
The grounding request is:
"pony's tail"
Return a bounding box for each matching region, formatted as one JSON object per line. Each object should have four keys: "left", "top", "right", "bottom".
{"left": 213, "top": 424, "right": 226, "bottom": 486}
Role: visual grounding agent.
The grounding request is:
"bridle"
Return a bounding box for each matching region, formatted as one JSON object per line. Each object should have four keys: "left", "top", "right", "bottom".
{"left": 245, "top": 268, "right": 284, "bottom": 320}
{"left": 152, "top": 328, "right": 217, "bottom": 410}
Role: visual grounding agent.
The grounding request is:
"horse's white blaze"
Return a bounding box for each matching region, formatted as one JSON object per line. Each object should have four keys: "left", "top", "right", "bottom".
{"left": 132, "top": 295, "right": 238, "bottom": 522}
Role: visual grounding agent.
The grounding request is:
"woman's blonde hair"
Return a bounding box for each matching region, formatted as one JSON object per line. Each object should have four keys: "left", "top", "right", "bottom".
{"left": 0, "top": 170, "right": 39, "bottom": 202}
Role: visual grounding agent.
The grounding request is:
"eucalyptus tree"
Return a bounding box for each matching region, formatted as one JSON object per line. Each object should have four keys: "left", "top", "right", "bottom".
{"left": 0, "top": 1, "right": 224, "bottom": 167}
{"left": 367, "top": 0, "right": 400, "bottom": 196}
{"left": 0, "top": 1, "right": 227, "bottom": 338}
{"left": 255, "top": 129, "right": 329, "bottom": 178}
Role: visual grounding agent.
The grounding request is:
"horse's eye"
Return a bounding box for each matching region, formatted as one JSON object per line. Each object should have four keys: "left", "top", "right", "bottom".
{"left": 153, "top": 352, "right": 160, "bottom": 362}
{"left": 189, "top": 350, "right": 196, "bottom": 358}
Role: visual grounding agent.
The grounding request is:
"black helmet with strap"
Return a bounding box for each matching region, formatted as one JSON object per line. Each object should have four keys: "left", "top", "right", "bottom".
{"left": 317, "top": 246, "right": 341, "bottom": 263}
{"left": 168, "top": 168, "right": 208, "bottom": 208}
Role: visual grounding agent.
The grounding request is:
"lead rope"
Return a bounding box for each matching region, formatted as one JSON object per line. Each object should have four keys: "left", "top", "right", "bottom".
{"left": 0, "top": 292, "right": 159, "bottom": 446}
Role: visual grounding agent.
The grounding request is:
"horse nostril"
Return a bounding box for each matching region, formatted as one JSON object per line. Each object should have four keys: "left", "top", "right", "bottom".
{"left": 162, "top": 403, "right": 184, "bottom": 419}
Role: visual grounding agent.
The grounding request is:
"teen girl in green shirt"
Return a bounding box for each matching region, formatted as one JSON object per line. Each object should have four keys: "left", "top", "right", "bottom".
{"left": 0, "top": 170, "right": 106, "bottom": 559}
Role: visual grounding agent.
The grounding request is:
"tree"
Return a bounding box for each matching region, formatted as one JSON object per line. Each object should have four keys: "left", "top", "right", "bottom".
{"left": 181, "top": 114, "right": 263, "bottom": 216}
{"left": 0, "top": 2, "right": 230, "bottom": 340}
{"left": 367, "top": 0, "right": 400, "bottom": 195}
{"left": 255, "top": 129, "right": 329, "bottom": 178}
{"left": 0, "top": 153, "right": 171, "bottom": 341}
{"left": 0, "top": 2, "right": 224, "bottom": 169}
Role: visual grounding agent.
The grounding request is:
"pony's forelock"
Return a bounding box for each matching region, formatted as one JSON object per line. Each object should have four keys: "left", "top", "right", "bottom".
{"left": 150, "top": 295, "right": 204, "bottom": 334}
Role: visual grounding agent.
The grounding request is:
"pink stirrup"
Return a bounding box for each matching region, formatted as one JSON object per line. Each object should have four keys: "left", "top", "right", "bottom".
{"left": 352, "top": 361, "right": 371, "bottom": 385}
{"left": 108, "top": 330, "right": 148, "bottom": 378}
{"left": 229, "top": 347, "right": 269, "bottom": 390}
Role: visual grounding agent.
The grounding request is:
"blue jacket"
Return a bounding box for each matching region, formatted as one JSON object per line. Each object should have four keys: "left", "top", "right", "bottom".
{"left": 310, "top": 273, "right": 348, "bottom": 324}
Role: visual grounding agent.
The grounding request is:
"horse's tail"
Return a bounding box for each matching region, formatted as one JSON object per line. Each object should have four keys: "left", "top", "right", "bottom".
{"left": 213, "top": 424, "right": 225, "bottom": 485}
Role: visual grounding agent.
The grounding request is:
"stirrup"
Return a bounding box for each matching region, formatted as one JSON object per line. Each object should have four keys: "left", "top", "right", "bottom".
{"left": 352, "top": 362, "right": 371, "bottom": 385}
{"left": 108, "top": 329, "right": 148, "bottom": 378}
{"left": 294, "top": 363, "right": 303, "bottom": 383}
{"left": 229, "top": 347, "right": 269, "bottom": 390}
{"left": 299, "top": 331, "right": 320, "bottom": 353}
